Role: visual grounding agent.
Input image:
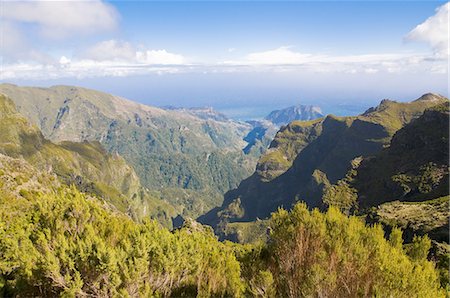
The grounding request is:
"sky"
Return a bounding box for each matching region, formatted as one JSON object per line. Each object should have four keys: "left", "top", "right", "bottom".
{"left": 0, "top": 0, "right": 449, "bottom": 119}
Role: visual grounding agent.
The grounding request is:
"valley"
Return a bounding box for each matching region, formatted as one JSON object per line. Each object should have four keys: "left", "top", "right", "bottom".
{"left": 0, "top": 84, "right": 448, "bottom": 297}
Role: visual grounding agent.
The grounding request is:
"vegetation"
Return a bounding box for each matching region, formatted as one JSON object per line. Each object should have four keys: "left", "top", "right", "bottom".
{"left": 353, "top": 103, "right": 449, "bottom": 208}
{"left": 0, "top": 87, "right": 448, "bottom": 297}
{"left": 0, "top": 84, "right": 258, "bottom": 220}
{"left": 201, "top": 94, "right": 448, "bottom": 231}
{"left": 322, "top": 157, "right": 362, "bottom": 214}
{"left": 0, "top": 155, "right": 243, "bottom": 297}
{"left": 1, "top": 153, "right": 446, "bottom": 297}
{"left": 265, "top": 203, "right": 445, "bottom": 297}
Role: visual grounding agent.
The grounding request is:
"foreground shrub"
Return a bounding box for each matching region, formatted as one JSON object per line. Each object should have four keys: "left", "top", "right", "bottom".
{"left": 0, "top": 186, "right": 243, "bottom": 297}
{"left": 268, "top": 203, "right": 444, "bottom": 297}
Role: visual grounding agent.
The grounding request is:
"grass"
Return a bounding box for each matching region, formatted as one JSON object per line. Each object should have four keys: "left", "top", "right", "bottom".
{"left": 375, "top": 195, "right": 449, "bottom": 233}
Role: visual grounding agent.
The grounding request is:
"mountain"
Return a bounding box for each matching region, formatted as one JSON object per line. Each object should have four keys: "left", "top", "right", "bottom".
{"left": 199, "top": 94, "right": 448, "bottom": 233}
{"left": 264, "top": 104, "right": 324, "bottom": 126}
{"left": 242, "top": 120, "right": 279, "bottom": 156}
{"left": 354, "top": 102, "right": 449, "bottom": 207}
{"left": 0, "top": 90, "right": 446, "bottom": 297}
{"left": 0, "top": 84, "right": 257, "bottom": 220}
{"left": 323, "top": 102, "right": 449, "bottom": 243}
{"left": 323, "top": 101, "right": 449, "bottom": 211}
{"left": 0, "top": 93, "right": 177, "bottom": 225}
{"left": 242, "top": 104, "right": 324, "bottom": 156}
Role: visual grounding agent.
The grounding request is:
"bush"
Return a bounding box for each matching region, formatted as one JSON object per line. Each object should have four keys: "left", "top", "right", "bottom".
{"left": 0, "top": 186, "right": 243, "bottom": 297}
{"left": 267, "top": 203, "right": 444, "bottom": 297}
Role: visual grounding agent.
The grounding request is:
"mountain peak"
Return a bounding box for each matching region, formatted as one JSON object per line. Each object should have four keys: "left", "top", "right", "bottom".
{"left": 414, "top": 93, "right": 447, "bottom": 102}
{"left": 264, "top": 104, "right": 323, "bottom": 126}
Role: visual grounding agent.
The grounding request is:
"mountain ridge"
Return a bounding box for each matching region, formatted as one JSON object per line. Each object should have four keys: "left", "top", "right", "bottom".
{"left": 199, "top": 94, "right": 449, "bottom": 234}
{"left": 0, "top": 83, "right": 257, "bottom": 220}
{"left": 0, "top": 93, "right": 178, "bottom": 225}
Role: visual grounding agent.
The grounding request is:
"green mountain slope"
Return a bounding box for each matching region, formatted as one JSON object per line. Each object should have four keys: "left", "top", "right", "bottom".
{"left": 0, "top": 94, "right": 177, "bottom": 225}
{"left": 200, "top": 94, "right": 448, "bottom": 231}
{"left": 324, "top": 103, "right": 449, "bottom": 245}
{"left": 0, "top": 84, "right": 257, "bottom": 218}
{"left": 354, "top": 102, "right": 449, "bottom": 207}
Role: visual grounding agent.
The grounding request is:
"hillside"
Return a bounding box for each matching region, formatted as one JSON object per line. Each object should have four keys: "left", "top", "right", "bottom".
{"left": 162, "top": 106, "right": 230, "bottom": 122}
{"left": 368, "top": 197, "right": 449, "bottom": 243}
{"left": 199, "top": 94, "right": 449, "bottom": 232}
{"left": 0, "top": 154, "right": 444, "bottom": 296}
{"left": 353, "top": 102, "right": 449, "bottom": 207}
{"left": 0, "top": 84, "right": 257, "bottom": 219}
{"left": 0, "top": 94, "right": 177, "bottom": 225}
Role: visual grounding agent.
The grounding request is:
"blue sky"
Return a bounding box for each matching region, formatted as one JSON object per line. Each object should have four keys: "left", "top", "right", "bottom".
{"left": 0, "top": 1, "right": 448, "bottom": 119}
{"left": 115, "top": 1, "right": 438, "bottom": 54}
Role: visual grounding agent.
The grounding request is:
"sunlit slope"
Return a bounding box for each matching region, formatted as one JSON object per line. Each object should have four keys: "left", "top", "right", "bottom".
{"left": 0, "top": 84, "right": 257, "bottom": 218}
{"left": 0, "top": 94, "right": 177, "bottom": 225}
{"left": 200, "top": 94, "right": 448, "bottom": 229}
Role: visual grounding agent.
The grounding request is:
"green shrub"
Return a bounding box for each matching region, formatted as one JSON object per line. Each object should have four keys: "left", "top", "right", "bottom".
{"left": 0, "top": 186, "right": 243, "bottom": 297}
{"left": 267, "top": 203, "right": 444, "bottom": 297}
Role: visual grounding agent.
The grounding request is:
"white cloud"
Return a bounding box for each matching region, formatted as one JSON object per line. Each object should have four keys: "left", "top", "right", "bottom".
{"left": 81, "top": 40, "right": 186, "bottom": 65}
{"left": 1, "top": 39, "right": 189, "bottom": 80}
{"left": 1, "top": 45, "right": 444, "bottom": 80}
{"left": 406, "top": 2, "right": 449, "bottom": 58}
{"left": 0, "top": 19, "right": 55, "bottom": 64}
{"left": 2, "top": 0, "right": 118, "bottom": 39}
{"left": 59, "top": 56, "right": 71, "bottom": 65}
{"left": 226, "top": 47, "right": 412, "bottom": 66}
{"left": 245, "top": 46, "right": 315, "bottom": 65}
{"left": 81, "top": 40, "right": 136, "bottom": 61}
{"left": 136, "top": 50, "right": 185, "bottom": 65}
{"left": 222, "top": 46, "right": 440, "bottom": 74}
{"left": 1, "top": 60, "right": 185, "bottom": 80}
